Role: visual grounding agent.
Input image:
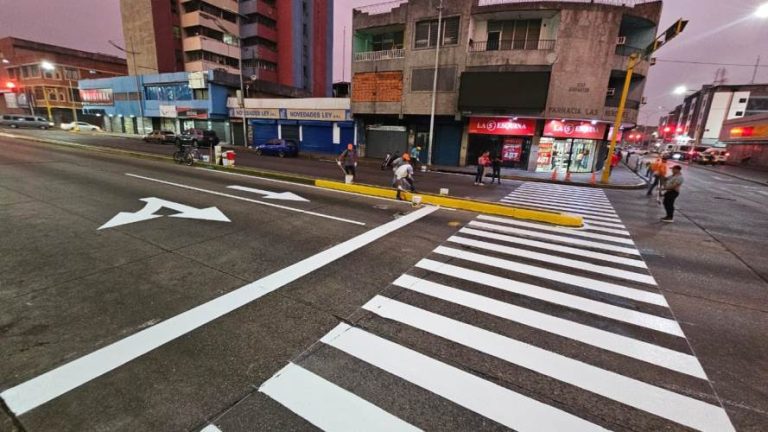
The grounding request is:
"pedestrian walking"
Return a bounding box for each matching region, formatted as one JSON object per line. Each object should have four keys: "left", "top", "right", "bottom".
{"left": 608, "top": 152, "right": 621, "bottom": 177}
{"left": 337, "top": 143, "right": 358, "bottom": 181}
{"left": 646, "top": 158, "right": 667, "bottom": 196}
{"left": 490, "top": 154, "right": 502, "bottom": 184}
{"left": 391, "top": 152, "right": 409, "bottom": 186}
{"left": 474, "top": 151, "right": 491, "bottom": 186}
{"left": 394, "top": 159, "right": 414, "bottom": 200}
{"left": 661, "top": 165, "right": 684, "bottom": 222}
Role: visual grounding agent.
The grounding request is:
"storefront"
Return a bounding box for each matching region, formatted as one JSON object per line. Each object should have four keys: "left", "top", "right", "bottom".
{"left": 535, "top": 120, "right": 608, "bottom": 173}
{"left": 467, "top": 117, "right": 536, "bottom": 169}
{"left": 719, "top": 114, "right": 768, "bottom": 169}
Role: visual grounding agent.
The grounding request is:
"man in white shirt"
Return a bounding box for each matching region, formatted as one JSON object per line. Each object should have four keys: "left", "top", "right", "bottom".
{"left": 395, "top": 160, "right": 414, "bottom": 200}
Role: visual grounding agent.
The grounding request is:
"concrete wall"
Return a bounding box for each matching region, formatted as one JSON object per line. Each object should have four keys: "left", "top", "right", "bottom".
{"left": 120, "top": 0, "right": 160, "bottom": 75}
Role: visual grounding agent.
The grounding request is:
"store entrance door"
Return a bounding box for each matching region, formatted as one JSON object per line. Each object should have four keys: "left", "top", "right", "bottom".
{"left": 552, "top": 139, "right": 571, "bottom": 171}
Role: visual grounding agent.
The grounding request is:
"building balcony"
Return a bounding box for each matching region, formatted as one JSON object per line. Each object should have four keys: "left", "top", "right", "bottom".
{"left": 469, "top": 39, "right": 555, "bottom": 52}
{"left": 243, "top": 46, "right": 278, "bottom": 64}
{"left": 183, "top": 37, "right": 241, "bottom": 59}
{"left": 181, "top": 11, "right": 239, "bottom": 36}
{"left": 185, "top": 60, "right": 239, "bottom": 75}
{"left": 353, "top": 48, "right": 405, "bottom": 62}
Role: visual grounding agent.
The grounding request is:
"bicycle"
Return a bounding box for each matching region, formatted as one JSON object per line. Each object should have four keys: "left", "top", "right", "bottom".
{"left": 172, "top": 144, "right": 199, "bottom": 166}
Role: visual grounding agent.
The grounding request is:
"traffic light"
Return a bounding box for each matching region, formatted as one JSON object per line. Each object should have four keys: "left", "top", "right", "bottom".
{"left": 665, "top": 19, "right": 688, "bottom": 44}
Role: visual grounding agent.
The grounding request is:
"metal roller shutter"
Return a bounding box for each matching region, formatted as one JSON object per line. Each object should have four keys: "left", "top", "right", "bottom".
{"left": 251, "top": 120, "right": 278, "bottom": 146}
{"left": 301, "top": 121, "right": 334, "bottom": 154}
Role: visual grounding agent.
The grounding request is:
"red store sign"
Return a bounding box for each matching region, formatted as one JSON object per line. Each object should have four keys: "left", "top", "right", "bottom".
{"left": 544, "top": 120, "right": 607, "bottom": 140}
{"left": 469, "top": 117, "right": 536, "bottom": 136}
{"left": 79, "top": 88, "right": 114, "bottom": 106}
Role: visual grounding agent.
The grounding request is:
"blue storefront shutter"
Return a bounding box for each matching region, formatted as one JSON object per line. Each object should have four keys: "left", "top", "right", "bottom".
{"left": 339, "top": 122, "right": 355, "bottom": 149}
{"left": 251, "top": 120, "right": 277, "bottom": 147}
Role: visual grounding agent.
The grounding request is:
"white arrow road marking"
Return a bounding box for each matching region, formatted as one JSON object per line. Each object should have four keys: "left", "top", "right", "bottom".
{"left": 98, "top": 197, "right": 230, "bottom": 230}
{"left": 227, "top": 185, "right": 309, "bottom": 202}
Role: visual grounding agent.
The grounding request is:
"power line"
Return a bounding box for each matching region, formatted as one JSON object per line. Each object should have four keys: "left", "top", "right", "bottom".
{"left": 655, "top": 59, "right": 768, "bottom": 68}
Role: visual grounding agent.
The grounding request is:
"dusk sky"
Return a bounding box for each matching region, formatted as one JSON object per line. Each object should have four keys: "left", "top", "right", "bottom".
{"left": 1, "top": 0, "right": 766, "bottom": 124}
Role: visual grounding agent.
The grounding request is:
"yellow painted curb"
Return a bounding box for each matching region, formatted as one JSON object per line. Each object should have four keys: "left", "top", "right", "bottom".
{"left": 315, "top": 180, "right": 583, "bottom": 227}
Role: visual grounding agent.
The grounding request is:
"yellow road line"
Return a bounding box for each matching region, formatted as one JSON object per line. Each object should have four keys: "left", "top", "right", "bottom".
{"left": 314, "top": 180, "right": 583, "bottom": 227}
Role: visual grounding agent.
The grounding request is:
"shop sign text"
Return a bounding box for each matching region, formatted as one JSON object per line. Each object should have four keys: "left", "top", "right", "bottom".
{"left": 468, "top": 117, "right": 536, "bottom": 136}
{"left": 544, "top": 120, "right": 607, "bottom": 140}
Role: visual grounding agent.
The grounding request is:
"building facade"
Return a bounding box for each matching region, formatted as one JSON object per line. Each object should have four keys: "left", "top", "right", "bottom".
{"left": 660, "top": 83, "right": 768, "bottom": 147}
{"left": 719, "top": 113, "right": 768, "bottom": 169}
{"left": 350, "top": 0, "right": 661, "bottom": 170}
{"left": 79, "top": 70, "right": 236, "bottom": 140}
{"left": 0, "top": 37, "right": 127, "bottom": 124}
{"left": 119, "top": 0, "right": 333, "bottom": 97}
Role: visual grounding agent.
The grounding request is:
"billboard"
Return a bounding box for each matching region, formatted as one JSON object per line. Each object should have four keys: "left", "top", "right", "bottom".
{"left": 80, "top": 88, "right": 114, "bottom": 106}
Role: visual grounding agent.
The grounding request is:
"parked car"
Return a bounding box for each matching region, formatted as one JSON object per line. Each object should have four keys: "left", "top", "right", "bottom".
{"left": 697, "top": 148, "right": 729, "bottom": 165}
{"left": 687, "top": 146, "right": 710, "bottom": 162}
{"left": 0, "top": 114, "right": 54, "bottom": 129}
{"left": 176, "top": 128, "right": 220, "bottom": 147}
{"left": 61, "top": 121, "right": 102, "bottom": 131}
{"left": 252, "top": 138, "right": 299, "bottom": 157}
{"left": 143, "top": 130, "right": 176, "bottom": 144}
{"left": 662, "top": 145, "right": 695, "bottom": 161}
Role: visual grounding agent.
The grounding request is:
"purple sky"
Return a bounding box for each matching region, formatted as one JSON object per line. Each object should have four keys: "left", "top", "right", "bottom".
{"left": 1, "top": 0, "right": 766, "bottom": 124}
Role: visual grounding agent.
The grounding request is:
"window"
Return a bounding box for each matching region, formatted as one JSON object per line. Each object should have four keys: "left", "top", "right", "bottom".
{"left": 486, "top": 19, "right": 542, "bottom": 50}
{"left": 735, "top": 111, "right": 744, "bottom": 116}
{"left": 414, "top": 17, "right": 459, "bottom": 49}
{"left": 171, "top": 0, "right": 178, "bottom": 14}
{"left": 63, "top": 68, "right": 80, "bottom": 80}
{"left": 739, "top": 98, "right": 747, "bottom": 103}
{"left": 371, "top": 31, "right": 404, "bottom": 51}
{"left": 411, "top": 66, "right": 456, "bottom": 91}
{"left": 173, "top": 26, "right": 182, "bottom": 39}
{"left": 243, "top": 58, "right": 277, "bottom": 71}
{"left": 242, "top": 36, "right": 277, "bottom": 51}
{"left": 33, "top": 87, "right": 44, "bottom": 100}
{"left": 745, "top": 96, "right": 768, "bottom": 115}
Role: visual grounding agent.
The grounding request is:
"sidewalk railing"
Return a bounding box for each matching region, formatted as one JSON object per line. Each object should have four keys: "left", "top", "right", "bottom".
{"left": 469, "top": 39, "right": 555, "bottom": 52}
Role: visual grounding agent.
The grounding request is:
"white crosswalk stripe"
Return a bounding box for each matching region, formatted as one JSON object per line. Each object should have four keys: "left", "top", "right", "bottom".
{"left": 259, "top": 183, "right": 735, "bottom": 432}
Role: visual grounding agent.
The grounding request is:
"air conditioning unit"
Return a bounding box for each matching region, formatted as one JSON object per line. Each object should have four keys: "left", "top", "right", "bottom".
{"left": 616, "top": 36, "right": 627, "bottom": 45}
{"left": 607, "top": 88, "right": 616, "bottom": 96}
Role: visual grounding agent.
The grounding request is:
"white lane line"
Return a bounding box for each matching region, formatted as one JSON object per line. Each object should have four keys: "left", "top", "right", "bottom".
{"left": 512, "top": 189, "right": 611, "bottom": 203}
{"left": 518, "top": 184, "right": 608, "bottom": 195}
{"left": 501, "top": 199, "right": 620, "bottom": 219}
{"left": 469, "top": 221, "right": 641, "bottom": 256}
{"left": 447, "top": 236, "right": 656, "bottom": 285}
{"left": 201, "top": 425, "right": 223, "bottom": 432}
{"left": 0, "top": 206, "right": 439, "bottom": 416}
{"left": 364, "top": 296, "right": 733, "bottom": 432}
{"left": 125, "top": 173, "right": 366, "bottom": 226}
{"left": 580, "top": 219, "right": 628, "bottom": 229}
{"left": 392, "top": 276, "right": 704, "bottom": 379}
{"left": 579, "top": 224, "right": 631, "bottom": 236}
{"left": 321, "top": 323, "right": 608, "bottom": 432}
{"left": 477, "top": 215, "right": 634, "bottom": 246}
{"left": 505, "top": 193, "right": 615, "bottom": 210}
{"left": 459, "top": 227, "right": 646, "bottom": 269}
{"left": 435, "top": 246, "right": 664, "bottom": 306}
{"left": 260, "top": 363, "right": 422, "bottom": 432}
{"left": 416, "top": 259, "right": 683, "bottom": 336}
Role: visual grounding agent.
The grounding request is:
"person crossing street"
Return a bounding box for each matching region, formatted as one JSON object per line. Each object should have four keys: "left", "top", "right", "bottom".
{"left": 661, "top": 165, "right": 684, "bottom": 223}
{"left": 646, "top": 157, "right": 668, "bottom": 196}
{"left": 337, "top": 143, "right": 359, "bottom": 182}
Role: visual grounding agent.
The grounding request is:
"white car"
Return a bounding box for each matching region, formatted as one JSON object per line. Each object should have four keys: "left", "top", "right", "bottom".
{"left": 61, "top": 121, "right": 102, "bottom": 132}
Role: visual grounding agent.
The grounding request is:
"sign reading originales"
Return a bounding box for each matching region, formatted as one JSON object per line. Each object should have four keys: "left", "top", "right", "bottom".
{"left": 80, "top": 88, "right": 113, "bottom": 106}
{"left": 468, "top": 117, "right": 536, "bottom": 136}
{"left": 544, "top": 120, "right": 607, "bottom": 140}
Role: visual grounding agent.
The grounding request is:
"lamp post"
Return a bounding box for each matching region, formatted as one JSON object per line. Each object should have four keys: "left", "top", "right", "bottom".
{"left": 426, "top": 0, "right": 444, "bottom": 169}
{"left": 42, "top": 60, "right": 78, "bottom": 130}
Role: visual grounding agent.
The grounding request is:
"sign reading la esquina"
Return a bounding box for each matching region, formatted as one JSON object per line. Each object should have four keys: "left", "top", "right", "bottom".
{"left": 469, "top": 117, "right": 607, "bottom": 140}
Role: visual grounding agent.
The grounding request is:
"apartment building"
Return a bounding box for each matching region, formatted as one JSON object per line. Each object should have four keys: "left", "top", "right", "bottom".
{"left": 119, "top": 0, "right": 333, "bottom": 97}
{"left": 351, "top": 0, "right": 661, "bottom": 171}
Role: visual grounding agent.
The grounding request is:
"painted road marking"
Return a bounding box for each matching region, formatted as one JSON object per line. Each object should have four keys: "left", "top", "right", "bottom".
{"left": 459, "top": 227, "right": 647, "bottom": 269}
{"left": 0, "top": 205, "right": 438, "bottom": 416}
{"left": 98, "top": 197, "right": 230, "bottom": 230}
{"left": 501, "top": 198, "right": 620, "bottom": 219}
{"left": 416, "top": 259, "right": 683, "bottom": 336}
{"left": 124, "top": 173, "right": 365, "bottom": 226}
{"left": 468, "top": 221, "right": 641, "bottom": 256}
{"left": 392, "top": 275, "right": 705, "bottom": 378}
{"left": 447, "top": 236, "right": 655, "bottom": 285}
{"left": 579, "top": 223, "right": 631, "bottom": 236}
{"left": 227, "top": 185, "right": 309, "bottom": 202}
{"left": 509, "top": 190, "right": 612, "bottom": 206}
{"left": 320, "top": 323, "right": 608, "bottom": 432}
{"left": 504, "top": 193, "right": 616, "bottom": 211}
{"left": 477, "top": 215, "right": 634, "bottom": 245}
{"left": 434, "top": 246, "right": 664, "bottom": 305}
{"left": 362, "top": 296, "right": 734, "bottom": 432}
{"left": 200, "top": 425, "right": 223, "bottom": 432}
{"left": 260, "top": 363, "right": 423, "bottom": 432}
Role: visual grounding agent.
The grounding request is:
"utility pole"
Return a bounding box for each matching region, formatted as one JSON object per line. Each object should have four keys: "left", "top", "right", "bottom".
{"left": 751, "top": 56, "right": 761, "bottom": 84}
{"left": 109, "top": 39, "right": 147, "bottom": 134}
{"left": 342, "top": 26, "right": 347, "bottom": 82}
{"left": 426, "top": 0, "right": 443, "bottom": 169}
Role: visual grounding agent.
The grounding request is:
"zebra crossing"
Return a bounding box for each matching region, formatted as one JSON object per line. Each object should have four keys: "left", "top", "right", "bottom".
{"left": 255, "top": 182, "right": 735, "bottom": 432}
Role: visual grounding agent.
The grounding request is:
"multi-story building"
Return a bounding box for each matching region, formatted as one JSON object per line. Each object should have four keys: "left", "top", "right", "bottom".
{"left": 119, "top": 0, "right": 333, "bottom": 97}
{"left": 350, "top": 0, "right": 661, "bottom": 171}
{"left": 661, "top": 83, "right": 768, "bottom": 146}
{"left": 0, "top": 37, "right": 126, "bottom": 124}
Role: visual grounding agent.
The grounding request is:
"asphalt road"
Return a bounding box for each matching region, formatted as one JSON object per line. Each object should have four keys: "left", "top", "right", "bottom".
{"left": 1, "top": 134, "right": 766, "bottom": 432}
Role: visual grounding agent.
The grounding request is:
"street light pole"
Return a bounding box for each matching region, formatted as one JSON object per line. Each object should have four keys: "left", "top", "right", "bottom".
{"left": 109, "top": 39, "right": 147, "bottom": 135}
{"left": 601, "top": 53, "right": 638, "bottom": 183}
{"left": 426, "top": 0, "right": 443, "bottom": 169}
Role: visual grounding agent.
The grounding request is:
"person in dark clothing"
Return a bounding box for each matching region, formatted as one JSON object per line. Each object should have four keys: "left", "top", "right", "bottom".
{"left": 337, "top": 143, "right": 358, "bottom": 180}
{"left": 490, "top": 155, "right": 502, "bottom": 184}
{"left": 661, "top": 165, "right": 684, "bottom": 222}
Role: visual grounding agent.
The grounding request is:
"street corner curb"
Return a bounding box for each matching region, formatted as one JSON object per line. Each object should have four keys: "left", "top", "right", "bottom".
{"left": 314, "top": 179, "right": 584, "bottom": 227}
{"left": 432, "top": 168, "right": 646, "bottom": 190}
